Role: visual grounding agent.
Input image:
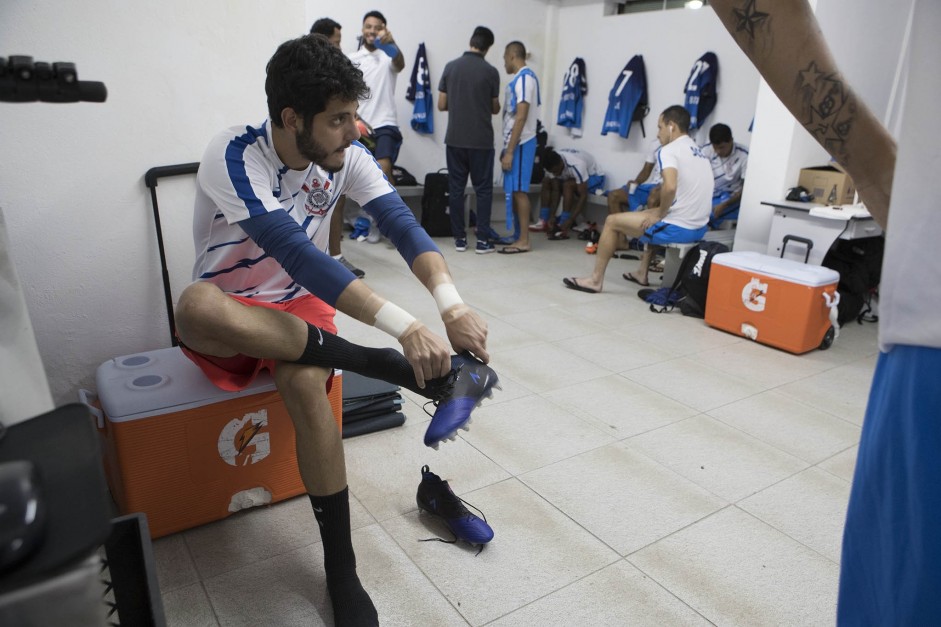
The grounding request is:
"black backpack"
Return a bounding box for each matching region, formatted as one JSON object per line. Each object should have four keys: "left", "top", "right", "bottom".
{"left": 392, "top": 165, "right": 419, "bottom": 187}
{"left": 648, "top": 241, "right": 729, "bottom": 317}
{"left": 822, "top": 236, "right": 883, "bottom": 325}
{"left": 420, "top": 169, "right": 452, "bottom": 237}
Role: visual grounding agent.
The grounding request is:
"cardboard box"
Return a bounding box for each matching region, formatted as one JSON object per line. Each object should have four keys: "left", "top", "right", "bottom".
{"left": 705, "top": 251, "right": 840, "bottom": 354}
{"left": 86, "top": 347, "right": 342, "bottom": 538}
{"left": 798, "top": 165, "right": 856, "bottom": 205}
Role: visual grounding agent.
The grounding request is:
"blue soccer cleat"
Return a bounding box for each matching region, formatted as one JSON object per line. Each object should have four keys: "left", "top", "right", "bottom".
{"left": 416, "top": 465, "right": 494, "bottom": 548}
{"left": 423, "top": 352, "right": 500, "bottom": 449}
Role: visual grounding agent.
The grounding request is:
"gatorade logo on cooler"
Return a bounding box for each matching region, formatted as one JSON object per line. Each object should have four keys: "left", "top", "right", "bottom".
{"left": 218, "top": 410, "right": 271, "bottom": 466}
{"left": 742, "top": 277, "right": 767, "bottom": 312}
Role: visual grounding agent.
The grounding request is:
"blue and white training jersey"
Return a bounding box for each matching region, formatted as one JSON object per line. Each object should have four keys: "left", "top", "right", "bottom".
{"left": 503, "top": 66, "right": 541, "bottom": 147}
{"left": 193, "top": 119, "right": 395, "bottom": 303}
{"left": 601, "top": 55, "right": 647, "bottom": 139}
{"left": 557, "top": 57, "right": 587, "bottom": 131}
{"left": 557, "top": 148, "right": 603, "bottom": 184}
{"left": 701, "top": 141, "right": 748, "bottom": 195}
{"left": 683, "top": 52, "right": 719, "bottom": 131}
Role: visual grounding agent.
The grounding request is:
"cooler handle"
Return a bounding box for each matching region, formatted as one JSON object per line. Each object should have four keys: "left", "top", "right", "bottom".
{"left": 78, "top": 388, "right": 104, "bottom": 429}
{"left": 781, "top": 235, "right": 813, "bottom": 263}
{"left": 823, "top": 291, "right": 841, "bottom": 341}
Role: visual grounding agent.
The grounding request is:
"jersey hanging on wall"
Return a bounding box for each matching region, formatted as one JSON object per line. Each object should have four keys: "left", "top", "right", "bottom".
{"left": 601, "top": 55, "right": 648, "bottom": 139}
{"left": 683, "top": 52, "right": 718, "bottom": 130}
{"left": 406, "top": 43, "right": 434, "bottom": 134}
{"left": 557, "top": 57, "right": 588, "bottom": 137}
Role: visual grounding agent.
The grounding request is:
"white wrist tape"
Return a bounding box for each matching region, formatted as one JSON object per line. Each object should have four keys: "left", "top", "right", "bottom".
{"left": 432, "top": 283, "right": 464, "bottom": 315}
{"left": 373, "top": 302, "right": 417, "bottom": 339}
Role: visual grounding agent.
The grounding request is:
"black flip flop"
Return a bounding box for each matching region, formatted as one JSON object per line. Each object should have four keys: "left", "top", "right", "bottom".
{"left": 563, "top": 277, "right": 599, "bottom": 294}
{"left": 498, "top": 246, "right": 530, "bottom": 254}
{"left": 622, "top": 272, "right": 650, "bottom": 287}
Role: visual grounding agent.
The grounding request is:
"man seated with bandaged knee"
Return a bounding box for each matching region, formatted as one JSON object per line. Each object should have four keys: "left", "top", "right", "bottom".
{"left": 562, "top": 105, "right": 714, "bottom": 293}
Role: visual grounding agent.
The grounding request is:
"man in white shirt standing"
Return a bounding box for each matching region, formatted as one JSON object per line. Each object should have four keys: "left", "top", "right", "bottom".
{"left": 497, "top": 41, "right": 541, "bottom": 254}
{"left": 348, "top": 10, "right": 404, "bottom": 184}
{"left": 563, "top": 105, "right": 713, "bottom": 293}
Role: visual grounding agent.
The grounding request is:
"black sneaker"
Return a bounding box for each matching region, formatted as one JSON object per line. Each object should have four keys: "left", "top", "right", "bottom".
{"left": 416, "top": 465, "right": 494, "bottom": 547}
{"left": 423, "top": 352, "right": 500, "bottom": 449}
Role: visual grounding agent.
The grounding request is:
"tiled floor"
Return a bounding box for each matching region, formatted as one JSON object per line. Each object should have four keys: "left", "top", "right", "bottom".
{"left": 153, "top": 232, "right": 877, "bottom": 626}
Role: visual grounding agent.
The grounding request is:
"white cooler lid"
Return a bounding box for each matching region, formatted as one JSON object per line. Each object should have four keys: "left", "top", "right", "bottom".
{"left": 712, "top": 251, "right": 839, "bottom": 287}
{"left": 95, "top": 347, "right": 277, "bottom": 422}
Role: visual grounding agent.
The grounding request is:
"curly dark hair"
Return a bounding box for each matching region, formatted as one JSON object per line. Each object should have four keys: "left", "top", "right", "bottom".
{"left": 265, "top": 34, "right": 369, "bottom": 128}
{"left": 542, "top": 147, "right": 563, "bottom": 173}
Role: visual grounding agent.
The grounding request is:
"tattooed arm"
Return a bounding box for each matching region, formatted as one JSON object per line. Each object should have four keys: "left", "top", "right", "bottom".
{"left": 710, "top": 0, "right": 895, "bottom": 227}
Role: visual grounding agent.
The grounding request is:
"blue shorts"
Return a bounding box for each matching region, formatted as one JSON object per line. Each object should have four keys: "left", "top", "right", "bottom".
{"left": 838, "top": 345, "right": 941, "bottom": 624}
{"left": 371, "top": 126, "right": 403, "bottom": 163}
{"left": 586, "top": 174, "right": 606, "bottom": 195}
{"left": 623, "top": 182, "right": 658, "bottom": 211}
{"left": 709, "top": 190, "right": 740, "bottom": 227}
{"left": 638, "top": 222, "right": 707, "bottom": 245}
{"left": 503, "top": 137, "right": 536, "bottom": 193}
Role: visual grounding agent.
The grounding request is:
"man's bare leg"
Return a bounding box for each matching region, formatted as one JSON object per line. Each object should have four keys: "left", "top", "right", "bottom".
{"left": 607, "top": 187, "right": 627, "bottom": 215}
{"left": 631, "top": 245, "right": 656, "bottom": 287}
{"left": 377, "top": 157, "right": 395, "bottom": 186}
{"left": 506, "top": 191, "right": 532, "bottom": 250}
{"left": 177, "top": 284, "right": 380, "bottom": 625}
{"left": 567, "top": 210, "right": 654, "bottom": 292}
{"left": 175, "top": 282, "right": 443, "bottom": 398}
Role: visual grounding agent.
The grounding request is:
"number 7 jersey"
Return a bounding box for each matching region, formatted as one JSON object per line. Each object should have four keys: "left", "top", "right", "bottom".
{"left": 601, "top": 55, "right": 647, "bottom": 139}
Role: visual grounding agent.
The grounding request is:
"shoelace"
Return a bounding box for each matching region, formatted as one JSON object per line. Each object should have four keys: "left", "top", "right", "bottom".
{"left": 421, "top": 364, "right": 463, "bottom": 418}
{"left": 418, "top": 492, "right": 490, "bottom": 556}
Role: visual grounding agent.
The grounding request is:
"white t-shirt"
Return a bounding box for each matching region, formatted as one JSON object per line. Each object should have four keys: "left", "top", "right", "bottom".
{"left": 701, "top": 142, "right": 749, "bottom": 195}
{"left": 348, "top": 48, "right": 399, "bottom": 129}
{"left": 657, "top": 134, "right": 714, "bottom": 230}
{"left": 193, "top": 119, "right": 394, "bottom": 302}
{"left": 642, "top": 138, "right": 663, "bottom": 186}
{"left": 558, "top": 148, "right": 603, "bottom": 183}
{"left": 879, "top": 0, "right": 941, "bottom": 350}
{"left": 502, "top": 67, "right": 540, "bottom": 147}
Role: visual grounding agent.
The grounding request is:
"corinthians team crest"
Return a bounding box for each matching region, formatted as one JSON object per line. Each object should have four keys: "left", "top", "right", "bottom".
{"left": 302, "top": 178, "right": 333, "bottom": 216}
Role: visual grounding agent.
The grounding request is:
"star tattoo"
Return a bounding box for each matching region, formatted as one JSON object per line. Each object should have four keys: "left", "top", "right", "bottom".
{"left": 799, "top": 62, "right": 826, "bottom": 91}
{"left": 733, "top": 0, "right": 770, "bottom": 39}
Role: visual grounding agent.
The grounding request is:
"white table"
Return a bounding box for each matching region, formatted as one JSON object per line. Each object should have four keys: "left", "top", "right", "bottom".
{"left": 762, "top": 199, "right": 883, "bottom": 265}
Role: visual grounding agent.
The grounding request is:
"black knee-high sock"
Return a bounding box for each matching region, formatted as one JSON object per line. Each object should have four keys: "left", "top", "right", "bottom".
{"left": 293, "top": 323, "right": 444, "bottom": 397}
{"left": 309, "top": 488, "right": 378, "bottom": 627}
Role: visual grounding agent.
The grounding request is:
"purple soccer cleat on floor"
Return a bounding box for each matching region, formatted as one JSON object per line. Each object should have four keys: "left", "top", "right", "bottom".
{"left": 416, "top": 465, "right": 494, "bottom": 548}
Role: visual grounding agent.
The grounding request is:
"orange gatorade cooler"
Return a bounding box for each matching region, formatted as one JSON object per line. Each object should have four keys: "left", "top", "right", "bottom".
{"left": 81, "top": 347, "right": 342, "bottom": 538}
{"left": 705, "top": 251, "right": 841, "bottom": 354}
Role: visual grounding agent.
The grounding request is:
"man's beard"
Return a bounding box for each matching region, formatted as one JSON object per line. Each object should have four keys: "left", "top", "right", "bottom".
{"left": 296, "top": 129, "right": 344, "bottom": 173}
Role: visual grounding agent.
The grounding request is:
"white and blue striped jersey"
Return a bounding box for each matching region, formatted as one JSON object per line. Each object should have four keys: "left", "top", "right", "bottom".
{"left": 502, "top": 67, "right": 541, "bottom": 148}
{"left": 193, "top": 119, "right": 394, "bottom": 302}
{"left": 557, "top": 148, "right": 603, "bottom": 184}
{"left": 701, "top": 142, "right": 748, "bottom": 195}
{"left": 557, "top": 58, "right": 587, "bottom": 131}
